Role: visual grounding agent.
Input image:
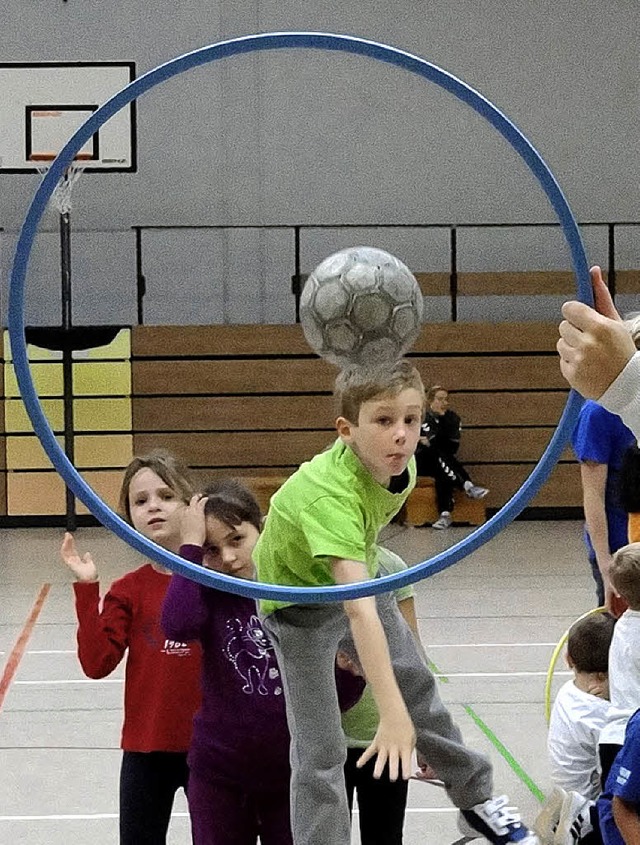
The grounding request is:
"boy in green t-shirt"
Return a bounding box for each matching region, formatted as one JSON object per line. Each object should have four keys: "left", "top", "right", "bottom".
{"left": 254, "top": 359, "right": 539, "bottom": 845}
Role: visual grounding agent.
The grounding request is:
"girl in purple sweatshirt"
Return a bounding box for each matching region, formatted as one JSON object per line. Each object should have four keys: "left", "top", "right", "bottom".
{"left": 162, "top": 479, "right": 363, "bottom": 845}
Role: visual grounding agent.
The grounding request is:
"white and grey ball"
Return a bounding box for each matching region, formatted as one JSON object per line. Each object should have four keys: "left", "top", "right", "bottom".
{"left": 300, "top": 246, "right": 424, "bottom": 367}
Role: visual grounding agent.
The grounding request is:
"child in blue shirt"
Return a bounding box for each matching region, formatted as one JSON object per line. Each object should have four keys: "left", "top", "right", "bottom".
{"left": 572, "top": 400, "right": 635, "bottom": 608}
{"left": 598, "top": 708, "right": 640, "bottom": 844}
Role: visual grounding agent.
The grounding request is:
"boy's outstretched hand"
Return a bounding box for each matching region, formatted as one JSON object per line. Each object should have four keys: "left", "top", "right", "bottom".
{"left": 356, "top": 710, "right": 416, "bottom": 781}
{"left": 558, "top": 266, "right": 636, "bottom": 399}
{"left": 60, "top": 532, "right": 98, "bottom": 582}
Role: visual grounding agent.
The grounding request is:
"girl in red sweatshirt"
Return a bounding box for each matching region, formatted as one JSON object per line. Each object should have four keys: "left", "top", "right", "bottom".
{"left": 61, "top": 450, "right": 202, "bottom": 845}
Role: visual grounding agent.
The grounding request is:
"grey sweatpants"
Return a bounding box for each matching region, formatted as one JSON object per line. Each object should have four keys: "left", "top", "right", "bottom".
{"left": 262, "top": 589, "right": 493, "bottom": 845}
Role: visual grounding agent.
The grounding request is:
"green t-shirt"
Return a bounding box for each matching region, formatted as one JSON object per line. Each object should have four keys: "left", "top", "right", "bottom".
{"left": 340, "top": 546, "right": 415, "bottom": 747}
{"left": 253, "top": 438, "right": 416, "bottom": 616}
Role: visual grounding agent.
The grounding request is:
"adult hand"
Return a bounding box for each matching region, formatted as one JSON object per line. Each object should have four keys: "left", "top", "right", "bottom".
{"left": 60, "top": 532, "right": 98, "bottom": 582}
{"left": 180, "top": 494, "right": 208, "bottom": 547}
{"left": 558, "top": 266, "right": 635, "bottom": 399}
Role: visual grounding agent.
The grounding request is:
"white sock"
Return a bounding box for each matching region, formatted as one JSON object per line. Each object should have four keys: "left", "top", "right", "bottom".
{"left": 463, "top": 481, "right": 473, "bottom": 492}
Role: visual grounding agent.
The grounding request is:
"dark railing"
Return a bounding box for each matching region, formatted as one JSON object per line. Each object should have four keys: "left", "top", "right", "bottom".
{"left": 132, "top": 221, "right": 639, "bottom": 325}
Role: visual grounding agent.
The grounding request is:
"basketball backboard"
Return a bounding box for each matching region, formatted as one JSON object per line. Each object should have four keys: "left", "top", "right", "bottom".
{"left": 0, "top": 62, "right": 136, "bottom": 173}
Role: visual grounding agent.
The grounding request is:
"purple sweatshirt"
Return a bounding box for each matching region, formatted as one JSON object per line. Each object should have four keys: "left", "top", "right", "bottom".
{"left": 162, "top": 544, "right": 364, "bottom": 789}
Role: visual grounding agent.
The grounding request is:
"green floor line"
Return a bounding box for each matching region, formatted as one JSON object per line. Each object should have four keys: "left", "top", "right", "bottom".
{"left": 462, "top": 704, "right": 546, "bottom": 803}
{"left": 427, "top": 657, "right": 546, "bottom": 804}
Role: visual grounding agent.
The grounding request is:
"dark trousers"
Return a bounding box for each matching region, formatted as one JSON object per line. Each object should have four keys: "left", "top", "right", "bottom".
{"left": 344, "top": 747, "right": 408, "bottom": 844}
{"left": 415, "top": 446, "right": 471, "bottom": 513}
{"left": 119, "top": 750, "right": 189, "bottom": 845}
{"left": 588, "top": 552, "right": 606, "bottom": 607}
{"left": 599, "top": 742, "right": 623, "bottom": 789}
{"left": 583, "top": 805, "right": 604, "bottom": 845}
{"left": 187, "top": 770, "right": 293, "bottom": 845}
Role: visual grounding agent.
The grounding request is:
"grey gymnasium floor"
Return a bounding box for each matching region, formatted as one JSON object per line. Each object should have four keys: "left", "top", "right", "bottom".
{"left": 1, "top": 518, "right": 595, "bottom": 845}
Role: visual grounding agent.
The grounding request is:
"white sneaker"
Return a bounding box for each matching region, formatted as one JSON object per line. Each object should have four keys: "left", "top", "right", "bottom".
{"left": 459, "top": 795, "right": 541, "bottom": 844}
{"left": 433, "top": 511, "right": 452, "bottom": 529}
{"left": 465, "top": 482, "right": 490, "bottom": 499}
{"left": 554, "top": 792, "right": 593, "bottom": 845}
{"left": 533, "top": 787, "right": 567, "bottom": 843}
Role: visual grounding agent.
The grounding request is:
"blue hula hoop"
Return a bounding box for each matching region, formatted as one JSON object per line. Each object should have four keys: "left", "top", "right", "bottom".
{"left": 8, "top": 32, "right": 589, "bottom": 602}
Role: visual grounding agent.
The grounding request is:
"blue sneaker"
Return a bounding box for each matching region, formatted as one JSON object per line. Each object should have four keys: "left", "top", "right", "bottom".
{"left": 459, "top": 796, "right": 540, "bottom": 843}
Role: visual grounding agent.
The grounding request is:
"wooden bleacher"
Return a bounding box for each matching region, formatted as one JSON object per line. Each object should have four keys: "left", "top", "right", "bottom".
{"left": 7, "top": 265, "right": 631, "bottom": 519}
{"left": 414, "top": 269, "right": 640, "bottom": 297}
{"left": 130, "top": 320, "right": 579, "bottom": 519}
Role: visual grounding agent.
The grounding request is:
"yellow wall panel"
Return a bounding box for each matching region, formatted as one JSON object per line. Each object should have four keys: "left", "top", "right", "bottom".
{"left": 73, "top": 362, "right": 131, "bottom": 396}
{"left": 4, "top": 330, "right": 131, "bottom": 362}
{"left": 74, "top": 398, "right": 132, "bottom": 432}
{"left": 3, "top": 333, "right": 63, "bottom": 362}
{"left": 5, "top": 398, "right": 64, "bottom": 433}
{"left": 72, "top": 330, "right": 131, "bottom": 360}
{"left": 6, "top": 435, "right": 63, "bottom": 470}
{"left": 4, "top": 363, "right": 63, "bottom": 397}
{"left": 74, "top": 434, "right": 133, "bottom": 468}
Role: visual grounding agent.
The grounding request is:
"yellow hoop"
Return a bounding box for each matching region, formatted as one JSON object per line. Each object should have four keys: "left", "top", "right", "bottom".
{"left": 544, "top": 606, "right": 607, "bottom": 724}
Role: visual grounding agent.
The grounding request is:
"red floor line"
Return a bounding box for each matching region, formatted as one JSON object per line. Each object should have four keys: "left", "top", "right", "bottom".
{"left": 0, "top": 583, "right": 51, "bottom": 713}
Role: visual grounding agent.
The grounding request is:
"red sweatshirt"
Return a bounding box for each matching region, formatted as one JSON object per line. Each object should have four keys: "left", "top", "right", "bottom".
{"left": 73, "top": 564, "right": 201, "bottom": 752}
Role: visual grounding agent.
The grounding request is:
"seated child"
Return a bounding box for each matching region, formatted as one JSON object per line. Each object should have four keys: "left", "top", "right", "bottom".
{"left": 549, "top": 612, "right": 614, "bottom": 799}
{"left": 537, "top": 612, "right": 615, "bottom": 844}
{"left": 253, "top": 359, "right": 540, "bottom": 845}
{"left": 599, "top": 544, "right": 640, "bottom": 786}
{"left": 414, "top": 384, "right": 489, "bottom": 529}
{"left": 597, "top": 707, "right": 640, "bottom": 845}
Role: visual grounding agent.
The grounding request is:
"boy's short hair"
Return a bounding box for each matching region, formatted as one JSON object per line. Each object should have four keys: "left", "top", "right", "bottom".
{"left": 567, "top": 612, "right": 615, "bottom": 673}
{"left": 334, "top": 359, "right": 425, "bottom": 422}
{"left": 610, "top": 543, "right": 640, "bottom": 609}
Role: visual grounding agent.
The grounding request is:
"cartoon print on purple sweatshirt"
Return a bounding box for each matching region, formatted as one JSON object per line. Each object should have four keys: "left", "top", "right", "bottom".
{"left": 223, "top": 614, "right": 282, "bottom": 696}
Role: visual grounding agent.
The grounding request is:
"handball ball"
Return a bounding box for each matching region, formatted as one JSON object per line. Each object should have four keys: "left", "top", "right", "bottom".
{"left": 300, "top": 246, "right": 424, "bottom": 367}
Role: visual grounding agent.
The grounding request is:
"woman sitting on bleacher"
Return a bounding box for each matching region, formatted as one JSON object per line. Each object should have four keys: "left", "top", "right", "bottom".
{"left": 415, "top": 385, "right": 489, "bottom": 529}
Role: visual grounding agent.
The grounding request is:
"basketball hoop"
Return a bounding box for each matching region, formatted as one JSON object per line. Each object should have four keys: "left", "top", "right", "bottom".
{"left": 29, "top": 152, "right": 92, "bottom": 214}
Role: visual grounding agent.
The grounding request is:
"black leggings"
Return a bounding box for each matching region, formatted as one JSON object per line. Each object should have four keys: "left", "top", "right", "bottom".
{"left": 119, "top": 750, "right": 189, "bottom": 845}
{"left": 599, "top": 743, "right": 622, "bottom": 789}
{"left": 414, "top": 446, "right": 471, "bottom": 513}
{"left": 344, "top": 747, "right": 408, "bottom": 844}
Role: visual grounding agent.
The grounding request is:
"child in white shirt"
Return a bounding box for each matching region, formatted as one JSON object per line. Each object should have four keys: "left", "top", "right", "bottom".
{"left": 537, "top": 611, "right": 615, "bottom": 844}
{"left": 548, "top": 613, "right": 614, "bottom": 800}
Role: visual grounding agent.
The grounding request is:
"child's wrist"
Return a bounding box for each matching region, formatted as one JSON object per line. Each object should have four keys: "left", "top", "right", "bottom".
{"left": 180, "top": 538, "right": 204, "bottom": 549}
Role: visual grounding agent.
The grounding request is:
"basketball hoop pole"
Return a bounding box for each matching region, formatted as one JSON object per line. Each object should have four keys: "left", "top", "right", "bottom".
{"left": 30, "top": 153, "right": 88, "bottom": 531}
{"left": 59, "top": 205, "right": 76, "bottom": 532}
